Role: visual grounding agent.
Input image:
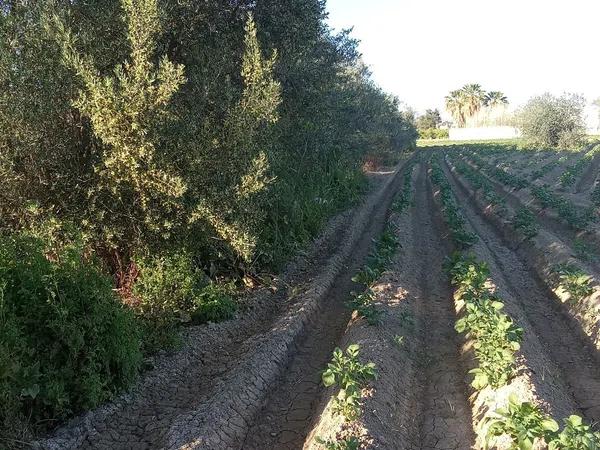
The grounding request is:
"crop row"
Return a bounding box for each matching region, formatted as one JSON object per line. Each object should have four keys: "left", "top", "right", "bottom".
{"left": 430, "top": 162, "right": 600, "bottom": 448}
{"left": 449, "top": 156, "right": 506, "bottom": 209}
{"left": 465, "top": 151, "right": 596, "bottom": 231}
{"left": 559, "top": 145, "right": 599, "bottom": 188}
{"left": 429, "top": 156, "right": 478, "bottom": 248}
{"left": 449, "top": 155, "right": 541, "bottom": 241}
{"left": 446, "top": 254, "right": 522, "bottom": 390}
{"left": 452, "top": 153, "right": 598, "bottom": 326}
{"left": 317, "top": 170, "right": 415, "bottom": 448}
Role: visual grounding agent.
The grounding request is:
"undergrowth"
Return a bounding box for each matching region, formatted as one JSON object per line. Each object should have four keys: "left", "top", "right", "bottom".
{"left": 0, "top": 233, "right": 142, "bottom": 438}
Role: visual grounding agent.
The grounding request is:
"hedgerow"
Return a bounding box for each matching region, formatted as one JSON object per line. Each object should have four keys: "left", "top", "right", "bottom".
{"left": 0, "top": 0, "right": 416, "bottom": 435}
{"left": 0, "top": 233, "right": 142, "bottom": 437}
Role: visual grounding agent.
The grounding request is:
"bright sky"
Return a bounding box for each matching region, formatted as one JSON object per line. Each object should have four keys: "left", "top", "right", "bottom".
{"left": 326, "top": 0, "right": 600, "bottom": 127}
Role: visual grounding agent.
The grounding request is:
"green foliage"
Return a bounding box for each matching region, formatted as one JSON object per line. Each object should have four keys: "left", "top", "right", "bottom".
{"left": 549, "top": 415, "right": 600, "bottom": 450}
{"left": 592, "top": 183, "right": 600, "bottom": 207}
{"left": 317, "top": 436, "right": 360, "bottom": 450}
{"left": 486, "top": 394, "right": 559, "bottom": 450}
{"left": 416, "top": 109, "right": 442, "bottom": 130}
{"left": 445, "top": 84, "right": 507, "bottom": 128}
{"left": 531, "top": 185, "right": 595, "bottom": 230}
{"left": 348, "top": 226, "right": 399, "bottom": 324}
{"left": 1, "top": 0, "right": 416, "bottom": 273}
{"left": 133, "top": 252, "right": 237, "bottom": 324}
{"left": 419, "top": 128, "right": 449, "bottom": 139}
{"left": 554, "top": 264, "right": 594, "bottom": 302}
{"left": 114, "top": 247, "right": 241, "bottom": 355}
{"left": 517, "top": 93, "right": 586, "bottom": 149}
{"left": 531, "top": 160, "right": 559, "bottom": 180}
{"left": 512, "top": 208, "right": 539, "bottom": 239}
{"left": 393, "top": 335, "right": 405, "bottom": 348}
{"left": 322, "top": 344, "right": 376, "bottom": 421}
{"left": 447, "top": 254, "right": 523, "bottom": 389}
{"left": 560, "top": 147, "right": 596, "bottom": 188}
{"left": 49, "top": 0, "right": 187, "bottom": 257}
{"left": 0, "top": 0, "right": 417, "bottom": 432}
{"left": 430, "top": 158, "right": 478, "bottom": 248}
{"left": 451, "top": 156, "right": 505, "bottom": 208}
{"left": 486, "top": 395, "right": 600, "bottom": 450}
{"left": 392, "top": 164, "right": 415, "bottom": 213}
{"left": 0, "top": 233, "right": 142, "bottom": 435}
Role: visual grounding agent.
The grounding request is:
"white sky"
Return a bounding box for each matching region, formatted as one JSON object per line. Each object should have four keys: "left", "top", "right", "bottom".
{"left": 326, "top": 0, "right": 600, "bottom": 127}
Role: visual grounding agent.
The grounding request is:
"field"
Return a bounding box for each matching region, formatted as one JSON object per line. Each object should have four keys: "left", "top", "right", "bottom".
{"left": 32, "top": 142, "right": 600, "bottom": 450}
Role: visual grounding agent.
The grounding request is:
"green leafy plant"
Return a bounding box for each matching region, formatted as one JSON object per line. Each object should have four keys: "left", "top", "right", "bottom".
{"left": 549, "top": 415, "right": 600, "bottom": 450}
{"left": 0, "top": 233, "right": 142, "bottom": 433}
{"left": 392, "top": 164, "right": 415, "bottom": 213}
{"left": 393, "top": 335, "right": 405, "bottom": 348}
{"left": 447, "top": 255, "right": 522, "bottom": 389}
{"left": 430, "top": 157, "right": 478, "bottom": 248}
{"left": 322, "top": 345, "right": 377, "bottom": 420}
{"left": 512, "top": 208, "right": 539, "bottom": 239}
{"left": 486, "top": 396, "right": 600, "bottom": 450}
{"left": 486, "top": 394, "right": 559, "bottom": 450}
{"left": 348, "top": 226, "right": 400, "bottom": 324}
{"left": 554, "top": 264, "right": 594, "bottom": 302}
{"left": 317, "top": 436, "right": 361, "bottom": 450}
{"left": 346, "top": 289, "right": 381, "bottom": 325}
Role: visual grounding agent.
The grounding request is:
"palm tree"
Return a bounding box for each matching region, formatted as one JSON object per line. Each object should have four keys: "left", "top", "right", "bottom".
{"left": 445, "top": 90, "right": 466, "bottom": 127}
{"left": 460, "top": 84, "right": 487, "bottom": 118}
{"left": 485, "top": 91, "right": 509, "bottom": 108}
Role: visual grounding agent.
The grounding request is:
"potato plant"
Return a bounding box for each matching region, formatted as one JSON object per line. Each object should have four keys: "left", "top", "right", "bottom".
{"left": 554, "top": 264, "right": 595, "bottom": 302}
{"left": 512, "top": 208, "right": 539, "bottom": 239}
{"left": 392, "top": 163, "right": 416, "bottom": 213}
{"left": 348, "top": 226, "right": 400, "bottom": 324}
{"left": 322, "top": 344, "right": 377, "bottom": 421}
{"left": 447, "top": 255, "right": 523, "bottom": 390}
{"left": 430, "top": 158, "right": 478, "bottom": 248}
{"left": 486, "top": 395, "right": 600, "bottom": 450}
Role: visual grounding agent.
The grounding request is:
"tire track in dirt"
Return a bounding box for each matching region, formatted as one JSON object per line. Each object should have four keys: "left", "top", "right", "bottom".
{"left": 241, "top": 163, "right": 414, "bottom": 450}
{"left": 443, "top": 158, "right": 600, "bottom": 423}
{"left": 413, "top": 161, "right": 475, "bottom": 450}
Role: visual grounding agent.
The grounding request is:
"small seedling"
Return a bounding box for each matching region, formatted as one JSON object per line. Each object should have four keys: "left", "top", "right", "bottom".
{"left": 393, "top": 334, "right": 405, "bottom": 348}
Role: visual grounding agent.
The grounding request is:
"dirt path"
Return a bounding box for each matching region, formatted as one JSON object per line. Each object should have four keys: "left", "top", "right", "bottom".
{"left": 413, "top": 162, "right": 475, "bottom": 450}
{"left": 444, "top": 159, "right": 600, "bottom": 423}
{"left": 240, "top": 165, "right": 412, "bottom": 449}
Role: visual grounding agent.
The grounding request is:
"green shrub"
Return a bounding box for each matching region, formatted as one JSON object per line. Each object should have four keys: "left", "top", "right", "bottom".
{"left": 419, "top": 128, "right": 449, "bottom": 140}
{"left": 0, "top": 233, "right": 142, "bottom": 436}
{"left": 517, "top": 93, "right": 586, "bottom": 150}
{"left": 133, "top": 251, "right": 237, "bottom": 326}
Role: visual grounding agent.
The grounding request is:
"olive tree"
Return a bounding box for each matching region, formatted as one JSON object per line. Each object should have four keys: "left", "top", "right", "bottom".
{"left": 517, "top": 93, "right": 586, "bottom": 149}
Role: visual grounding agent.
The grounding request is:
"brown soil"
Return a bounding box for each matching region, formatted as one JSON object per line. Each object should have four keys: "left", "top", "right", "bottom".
{"left": 240, "top": 163, "right": 404, "bottom": 449}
